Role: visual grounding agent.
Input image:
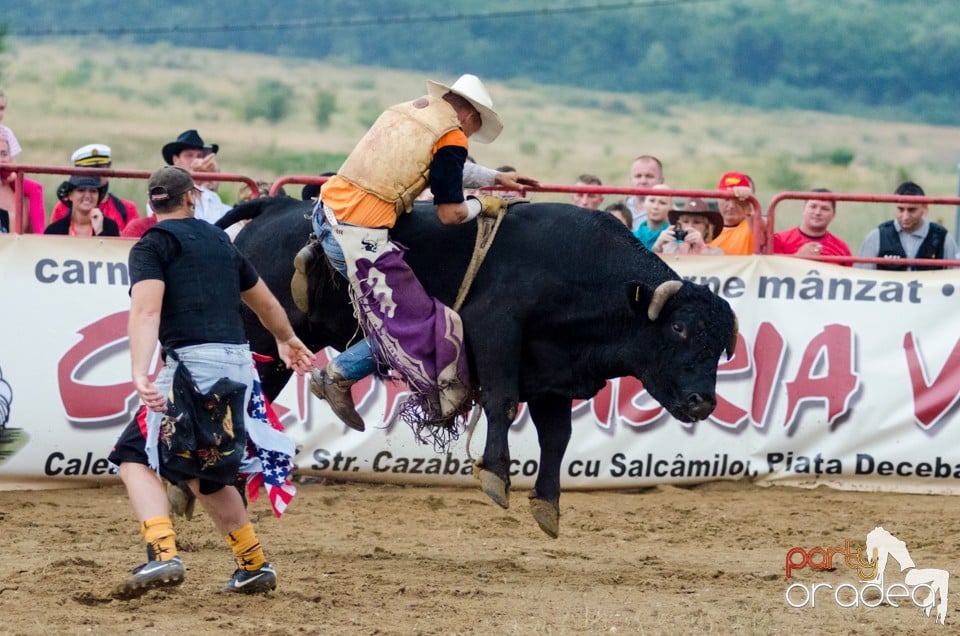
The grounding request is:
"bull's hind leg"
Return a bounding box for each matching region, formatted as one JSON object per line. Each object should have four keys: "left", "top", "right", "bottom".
{"left": 527, "top": 396, "right": 572, "bottom": 539}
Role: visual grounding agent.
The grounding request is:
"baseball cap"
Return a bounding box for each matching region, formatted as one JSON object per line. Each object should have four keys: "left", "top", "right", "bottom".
{"left": 148, "top": 166, "right": 195, "bottom": 205}
{"left": 717, "top": 172, "right": 753, "bottom": 192}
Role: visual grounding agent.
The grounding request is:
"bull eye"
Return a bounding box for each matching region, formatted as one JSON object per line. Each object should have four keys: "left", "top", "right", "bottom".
{"left": 671, "top": 322, "right": 686, "bottom": 338}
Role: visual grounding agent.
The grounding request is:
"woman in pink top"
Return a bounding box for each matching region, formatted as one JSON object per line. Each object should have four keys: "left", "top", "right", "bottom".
{"left": 0, "top": 134, "right": 45, "bottom": 233}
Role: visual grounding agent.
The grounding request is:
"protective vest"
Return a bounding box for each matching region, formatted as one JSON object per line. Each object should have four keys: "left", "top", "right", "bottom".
{"left": 876, "top": 219, "right": 947, "bottom": 271}
{"left": 146, "top": 219, "right": 247, "bottom": 348}
{"left": 337, "top": 95, "right": 460, "bottom": 216}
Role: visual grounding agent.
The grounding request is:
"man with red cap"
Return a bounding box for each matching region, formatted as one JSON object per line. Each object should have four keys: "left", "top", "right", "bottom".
{"left": 709, "top": 171, "right": 757, "bottom": 255}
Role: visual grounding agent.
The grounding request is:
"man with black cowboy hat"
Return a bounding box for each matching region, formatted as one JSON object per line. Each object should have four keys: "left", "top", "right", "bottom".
{"left": 307, "top": 73, "right": 538, "bottom": 433}
{"left": 109, "top": 166, "right": 314, "bottom": 599}
{"left": 44, "top": 174, "right": 120, "bottom": 237}
{"left": 49, "top": 144, "right": 140, "bottom": 231}
{"left": 160, "top": 129, "right": 230, "bottom": 224}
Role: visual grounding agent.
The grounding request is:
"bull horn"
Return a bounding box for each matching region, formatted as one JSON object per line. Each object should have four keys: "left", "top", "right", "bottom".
{"left": 725, "top": 313, "right": 740, "bottom": 360}
{"left": 647, "top": 280, "right": 683, "bottom": 321}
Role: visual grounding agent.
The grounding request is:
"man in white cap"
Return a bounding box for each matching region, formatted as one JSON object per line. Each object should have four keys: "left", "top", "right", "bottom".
{"left": 49, "top": 143, "right": 140, "bottom": 231}
{"left": 308, "top": 74, "right": 538, "bottom": 432}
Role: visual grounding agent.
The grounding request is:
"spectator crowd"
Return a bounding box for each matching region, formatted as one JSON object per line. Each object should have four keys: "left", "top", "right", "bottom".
{"left": 0, "top": 84, "right": 957, "bottom": 270}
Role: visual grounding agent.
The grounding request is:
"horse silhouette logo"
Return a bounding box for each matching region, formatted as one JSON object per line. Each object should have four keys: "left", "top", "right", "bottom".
{"left": 865, "top": 526, "right": 949, "bottom": 625}
{"left": 0, "top": 364, "right": 11, "bottom": 434}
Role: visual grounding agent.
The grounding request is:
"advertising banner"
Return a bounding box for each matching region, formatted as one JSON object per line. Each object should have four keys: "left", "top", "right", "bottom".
{"left": 1, "top": 233, "right": 958, "bottom": 493}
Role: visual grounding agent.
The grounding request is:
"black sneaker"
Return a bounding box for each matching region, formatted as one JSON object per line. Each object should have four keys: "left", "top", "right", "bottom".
{"left": 112, "top": 556, "right": 185, "bottom": 600}
{"left": 222, "top": 562, "right": 277, "bottom": 594}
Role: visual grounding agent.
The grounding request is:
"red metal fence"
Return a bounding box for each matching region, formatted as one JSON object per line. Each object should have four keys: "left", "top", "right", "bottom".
{"left": 3, "top": 164, "right": 259, "bottom": 234}
{"left": 4, "top": 165, "right": 959, "bottom": 269}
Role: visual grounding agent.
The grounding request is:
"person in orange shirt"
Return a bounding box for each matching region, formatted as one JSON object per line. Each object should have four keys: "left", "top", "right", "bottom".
{"left": 308, "top": 74, "right": 537, "bottom": 432}
{"left": 709, "top": 171, "right": 757, "bottom": 255}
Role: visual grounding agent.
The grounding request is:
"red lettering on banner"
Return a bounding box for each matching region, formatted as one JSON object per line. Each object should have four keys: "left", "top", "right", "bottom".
{"left": 573, "top": 380, "right": 615, "bottom": 427}
{"left": 58, "top": 311, "right": 156, "bottom": 423}
{"left": 903, "top": 332, "right": 960, "bottom": 430}
{"left": 711, "top": 332, "right": 750, "bottom": 429}
{"left": 380, "top": 373, "right": 411, "bottom": 427}
{"left": 782, "top": 324, "right": 859, "bottom": 430}
{"left": 615, "top": 376, "right": 664, "bottom": 427}
{"left": 751, "top": 323, "right": 786, "bottom": 428}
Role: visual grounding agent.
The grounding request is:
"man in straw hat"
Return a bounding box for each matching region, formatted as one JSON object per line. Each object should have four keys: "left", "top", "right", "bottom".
{"left": 307, "top": 74, "right": 538, "bottom": 432}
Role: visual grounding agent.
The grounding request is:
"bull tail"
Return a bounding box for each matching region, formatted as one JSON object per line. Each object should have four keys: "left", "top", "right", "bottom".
{"left": 214, "top": 196, "right": 282, "bottom": 229}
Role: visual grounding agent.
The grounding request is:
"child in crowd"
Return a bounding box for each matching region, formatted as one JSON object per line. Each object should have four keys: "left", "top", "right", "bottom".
{"left": 632, "top": 184, "right": 672, "bottom": 250}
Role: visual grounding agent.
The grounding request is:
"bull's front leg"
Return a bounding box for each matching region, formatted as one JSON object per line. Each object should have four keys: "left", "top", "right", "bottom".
{"left": 527, "top": 396, "right": 572, "bottom": 538}
{"left": 476, "top": 394, "right": 519, "bottom": 509}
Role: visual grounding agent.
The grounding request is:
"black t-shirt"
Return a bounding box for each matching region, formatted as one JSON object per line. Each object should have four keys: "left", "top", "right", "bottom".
{"left": 128, "top": 227, "right": 259, "bottom": 290}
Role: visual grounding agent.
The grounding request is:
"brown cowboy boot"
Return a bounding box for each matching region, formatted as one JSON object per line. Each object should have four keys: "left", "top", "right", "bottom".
{"left": 310, "top": 368, "right": 365, "bottom": 432}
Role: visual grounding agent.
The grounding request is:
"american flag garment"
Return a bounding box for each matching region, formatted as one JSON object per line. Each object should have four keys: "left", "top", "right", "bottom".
{"left": 243, "top": 368, "right": 297, "bottom": 517}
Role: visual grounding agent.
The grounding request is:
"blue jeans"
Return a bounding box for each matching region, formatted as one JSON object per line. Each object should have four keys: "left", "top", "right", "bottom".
{"left": 312, "top": 204, "right": 378, "bottom": 381}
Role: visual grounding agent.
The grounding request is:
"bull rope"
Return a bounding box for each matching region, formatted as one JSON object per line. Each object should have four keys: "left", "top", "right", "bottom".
{"left": 452, "top": 207, "right": 507, "bottom": 312}
{"left": 463, "top": 404, "right": 482, "bottom": 463}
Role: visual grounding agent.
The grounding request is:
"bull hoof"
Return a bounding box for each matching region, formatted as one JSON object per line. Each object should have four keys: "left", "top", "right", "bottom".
{"left": 166, "top": 481, "right": 196, "bottom": 521}
{"left": 476, "top": 467, "right": 510, "bottom": 509}
{"left": 529, "top": 496, "right": 559, "bottom": 538}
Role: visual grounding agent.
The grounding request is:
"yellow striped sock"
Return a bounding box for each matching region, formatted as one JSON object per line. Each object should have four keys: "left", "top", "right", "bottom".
{"left": 141, "top": 516, "right": 178, "bottom": 562}
{"left": 225, "top": 522, "right": 266, "bottom": 571}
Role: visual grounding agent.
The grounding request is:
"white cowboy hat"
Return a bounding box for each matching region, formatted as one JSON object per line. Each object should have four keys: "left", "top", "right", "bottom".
{"left": 426, "top": 74, "right": 503, "bottom": 144}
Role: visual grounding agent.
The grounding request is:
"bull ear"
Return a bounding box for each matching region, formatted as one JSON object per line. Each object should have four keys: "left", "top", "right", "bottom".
{"left": 725, "top": 313, "right": 739, "bottom": 360}
{"left": 626, "top": 281, "right": 653, "bottom": 316}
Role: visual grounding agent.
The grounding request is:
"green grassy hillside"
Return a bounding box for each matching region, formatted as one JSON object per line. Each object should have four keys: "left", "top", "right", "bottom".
{"left": 5, "top": 39, "right": 960, "bottom": 244}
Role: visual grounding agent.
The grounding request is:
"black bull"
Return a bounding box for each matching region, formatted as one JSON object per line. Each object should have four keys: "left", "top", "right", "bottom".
{"left": 216, "top": 197, "right": 738, "bottom": 537}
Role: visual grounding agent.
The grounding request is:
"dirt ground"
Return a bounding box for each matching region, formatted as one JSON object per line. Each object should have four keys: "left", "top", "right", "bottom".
{"left": 1, "top": 478, "right": 957, "bottom": 635}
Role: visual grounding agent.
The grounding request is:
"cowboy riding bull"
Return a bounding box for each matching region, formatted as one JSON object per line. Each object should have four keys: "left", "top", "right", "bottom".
{"left": 214, "top": 196, "right": 738, "bottom": 538}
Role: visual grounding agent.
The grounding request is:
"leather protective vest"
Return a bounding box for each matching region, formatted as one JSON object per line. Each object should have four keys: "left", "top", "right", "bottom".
{"left": 876, "top": 219, "right": 947, "bottom": 271}
{"left": 337, "top": 95, "right": 460, "bottom": 215}
{"left": 147, "top": 219, "right": 247, "bottom": 348}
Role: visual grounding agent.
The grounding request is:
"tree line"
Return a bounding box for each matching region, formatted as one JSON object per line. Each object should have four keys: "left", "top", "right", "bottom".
{"left": 7, "top": 0, "right": 960, "bottom": 125}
